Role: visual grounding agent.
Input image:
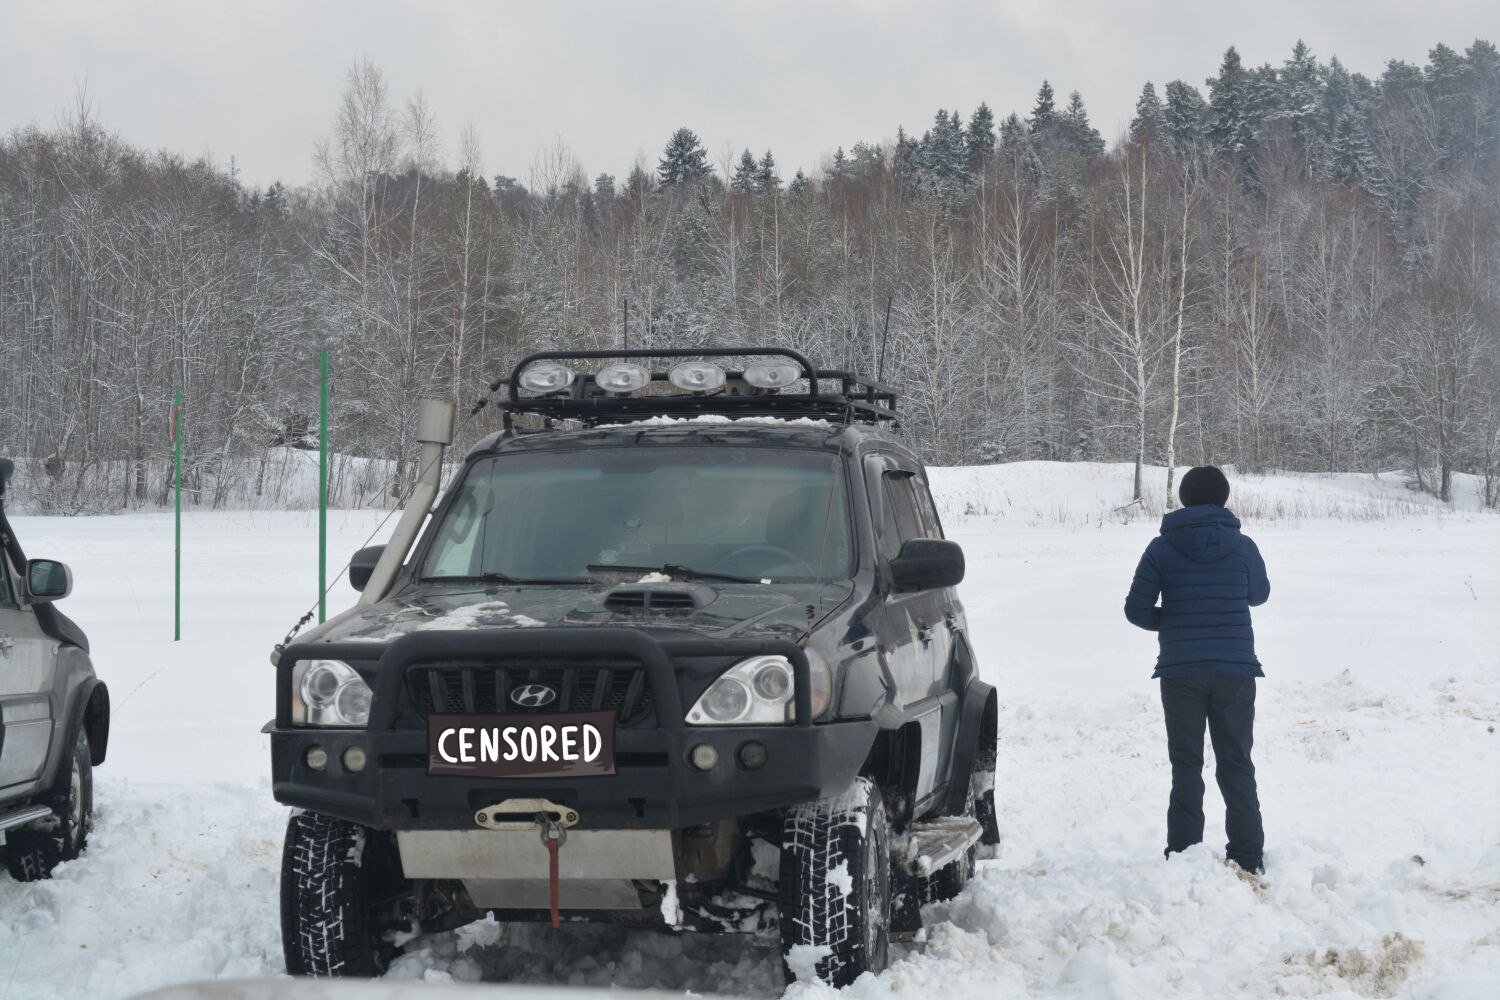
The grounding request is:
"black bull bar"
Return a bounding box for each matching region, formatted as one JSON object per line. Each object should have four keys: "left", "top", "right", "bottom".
{"left": 270, "top": 628, "right": 876, "bottom": 830}
{"left": 275, "top": 627, "right": 816, "bottom": 730}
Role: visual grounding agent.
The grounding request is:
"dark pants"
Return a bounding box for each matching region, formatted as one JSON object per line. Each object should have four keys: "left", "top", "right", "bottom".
{"left": 1160, "top": 675, "right": 1264, "bottom": 871}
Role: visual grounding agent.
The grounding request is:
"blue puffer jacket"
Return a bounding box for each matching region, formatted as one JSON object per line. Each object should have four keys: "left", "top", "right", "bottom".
{"left": 1124, "top": 504, "right": 1270, "bottom": 678}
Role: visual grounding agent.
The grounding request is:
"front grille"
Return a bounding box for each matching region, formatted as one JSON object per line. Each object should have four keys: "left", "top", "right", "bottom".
{"left": 405, "top": 658, "right": 654, "bottom": 726}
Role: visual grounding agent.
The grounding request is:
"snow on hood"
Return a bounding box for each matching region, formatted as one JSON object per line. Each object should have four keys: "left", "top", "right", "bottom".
{"left": 307, "top": 578, "right": 849, "bottom": 647}
{"left": 1159, "top": 504, "right": 1243, "bottom": 563}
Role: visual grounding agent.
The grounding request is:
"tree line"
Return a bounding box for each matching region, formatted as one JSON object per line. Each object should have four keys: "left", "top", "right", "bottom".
{"left": 1, "top": 39, "right": 1497, "bottom": 513}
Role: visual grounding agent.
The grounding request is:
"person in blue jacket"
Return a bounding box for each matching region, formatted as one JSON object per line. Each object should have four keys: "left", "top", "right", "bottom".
{"left": 1125, "top": 466, "right": 1270, "bottom": 874}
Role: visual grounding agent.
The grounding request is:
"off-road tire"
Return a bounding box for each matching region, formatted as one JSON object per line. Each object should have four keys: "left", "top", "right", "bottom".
{"left": 281, "top": 811, "right": 405, "bottom": 977}
{"left": 779, "top": 776, "right": 891, "bottom": 987}
{"left": 975, "top": 765, "right": 1000, "bottom": 848}
{"left": 5, "top": 728, "right": 91, "bottom": 881}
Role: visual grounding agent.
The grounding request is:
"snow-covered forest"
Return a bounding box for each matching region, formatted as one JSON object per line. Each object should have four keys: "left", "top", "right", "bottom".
{"left": 2, "top": 39, "right": 1498, "bottom": 513}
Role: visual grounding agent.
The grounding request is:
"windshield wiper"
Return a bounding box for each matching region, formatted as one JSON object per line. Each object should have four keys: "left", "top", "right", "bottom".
{"left": 585, "top": 563, "right": 767, "bottom": 585}
{"left": 420, "top": 571, "right": 591, "bottom": 586}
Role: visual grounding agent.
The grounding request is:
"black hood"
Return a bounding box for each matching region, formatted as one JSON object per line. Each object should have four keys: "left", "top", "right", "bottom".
{"left": 307, "top": 578, "right": 854, "bottom": 649}
{"left": 1158, "top": 504, "right": 1243, "bottom": 563}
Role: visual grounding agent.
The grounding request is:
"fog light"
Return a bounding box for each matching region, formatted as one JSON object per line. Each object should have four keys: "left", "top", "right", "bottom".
{"left": 342, "top": 746, "right": 367, "bottom": 773}
{"left": 738, "top": 741, "right": 768, "bottom": 770}
{"left": 305, "top": 745, "right": 328, "bottom": 771}
{"left": 689, "top": 743, "right": 719, "bottom": 771}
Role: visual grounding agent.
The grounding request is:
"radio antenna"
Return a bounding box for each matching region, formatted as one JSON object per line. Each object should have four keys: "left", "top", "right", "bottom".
{"left": 876, "top": 294, "right": 892, "bottom": 381}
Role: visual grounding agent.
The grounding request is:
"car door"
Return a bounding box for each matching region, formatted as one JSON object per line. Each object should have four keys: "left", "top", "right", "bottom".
{"left": 905, "top": 470, "right": 963, "bottom": 789}
{"left": 0, "top": 549, "right": 54, "bottom": 791}
{"left": 866, "top": 455, "right": 952, "bottom": 806}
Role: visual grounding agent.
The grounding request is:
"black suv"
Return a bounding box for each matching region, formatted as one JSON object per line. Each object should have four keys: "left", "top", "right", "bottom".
{"left": 269, "top": 350, "right": 998, "bottom": 986}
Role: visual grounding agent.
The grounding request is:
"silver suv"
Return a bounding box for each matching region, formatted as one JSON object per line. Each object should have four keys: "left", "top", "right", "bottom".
{"left": 0, "top": 459, "right": 110, "bottom": 880}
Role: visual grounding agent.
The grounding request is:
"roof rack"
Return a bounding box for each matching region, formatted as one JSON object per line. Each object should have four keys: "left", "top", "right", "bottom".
{"left": 499, "top": 347, "right": 899, "bottom": 429}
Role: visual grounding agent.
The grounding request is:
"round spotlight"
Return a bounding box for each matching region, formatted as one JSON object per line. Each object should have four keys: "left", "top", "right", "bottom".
{"left": 518, "top": 361, "right": 576, "bottom": 394}
{"left": 742, "top": 359, "right": 801, "bottom": 390}
{"left": 737, "top": 741, "right": 768, "bottom": 770}
{"left": 305, "top": 745, "right": 328, "bottom": 771}
{"left": 342, "top": 745, "right": 367, "bottom": 773}
{"left": 595, "top": 362, "right": 650, "bottom": 394}
{"left": 669, "top": 361, "right": 726, "bottom": 393}
{"left": 689, "top": 743, "right": 720, "bottom": 771}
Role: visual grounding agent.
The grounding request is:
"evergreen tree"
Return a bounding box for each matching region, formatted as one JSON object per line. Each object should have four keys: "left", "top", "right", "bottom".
{"left": 1465, "top": 40, "right": 1500, "bottom": 162}
{"left": 831, "top": 145, "right": 849, "bottom": 179}
{"left": 892, "top": 126, "right": 919, "bottom": 187}
{"left": 1131, "top": 82, "right": 1167, "bottom": 144}
{"left": 1163, "top": 80, "right": 1208, "bottom": 152}
{"left": 787, "top": 169, "right": 812, "bottom": 198}
{"left": 756, "top": 149, "right": 780, "bottom": 192}
{"left": 1063, "top": 90, "right": 1105, "bottom": 156}
{"left": 1246, "top": 63, "right": 1284, "bottom": 142}
{"left": 1427, "top": 42, "right": 1473, "bottom": 163}
{"left": 1028, "top": 80, "right": 1058, "bottom": 132}
{"left": 1207, "top": 47, "right": 1253, "bottom": 155}
{"left": 1379, "top": 59, "right": 1425, "bottom": 97}
{"left": 1329, "top": 107, "right": 1372, "bottom": 183}
{"left": 849, "top": 142, "right": 884, "bottom": 179}
{"left": 593, "top": 172, "right": 616, "bottom": 201}
{"left": 966, "top": 102, "right": 996, "bottom": 171}
{"left": 624, "top": 164, "right": 652, "bottom": 198}
{"left": 1279, "top": 40, "right": 1324, "bottom": 167}
{"left": 658, "top": 127, "right": 711, "bottom": 187}
{"left": 916, "top": 108, "right": 968, "bottom": 184}
{"left": 731, "top": 148, "right": 759, "bottom": 193}
{"left": 1319, "top": 57, "right": 1358, "bottom": 176}
{"left": 998, "top": 112, "right": 1027, "bottom": 152}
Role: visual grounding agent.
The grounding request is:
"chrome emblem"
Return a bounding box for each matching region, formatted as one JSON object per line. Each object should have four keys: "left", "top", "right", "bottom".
{"left": 510, "top": 683, "right": 558, "bottom": 708}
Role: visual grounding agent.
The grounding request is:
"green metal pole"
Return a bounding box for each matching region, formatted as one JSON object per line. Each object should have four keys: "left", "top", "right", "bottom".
{"left": 318, "top": 350, "right": 330, "bottom": 623}
{"left": 173, "top": 388, "right": 182, "bottom": 642}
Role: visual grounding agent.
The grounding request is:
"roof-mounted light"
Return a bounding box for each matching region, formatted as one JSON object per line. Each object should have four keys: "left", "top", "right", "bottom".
{"left": 669, "top": 361, "right": 726, "bottom": 393}
{"left": 518, "top": 361, "right": 575, "bottom": 394}
{"left": 742, "top": 359, "right": 801, "bottom": 391}
{"left": 595, "top": 362, "right": 650, "bottom": 394}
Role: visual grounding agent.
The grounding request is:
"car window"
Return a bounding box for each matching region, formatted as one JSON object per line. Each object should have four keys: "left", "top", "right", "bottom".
{"left": 911, "top": 478, "right": 945, "bottom": 540}
{"left": 423, "top": 448, "right": 853, "bottom": 583}
{"left": 879, "top": 471, "right": 922, "bottom": 559}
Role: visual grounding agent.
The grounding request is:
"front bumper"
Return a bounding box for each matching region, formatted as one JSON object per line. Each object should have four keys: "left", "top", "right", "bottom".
{"left": 269, "top": 628, "right": 877, "bottom": 831}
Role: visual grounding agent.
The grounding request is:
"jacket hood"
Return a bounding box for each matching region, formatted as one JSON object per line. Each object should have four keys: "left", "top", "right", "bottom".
{"left": 1159, "top": 504, "right": 1242, "bottom": 563}
{"left": 302, "top": 578, "right": 853, "bottom": 649}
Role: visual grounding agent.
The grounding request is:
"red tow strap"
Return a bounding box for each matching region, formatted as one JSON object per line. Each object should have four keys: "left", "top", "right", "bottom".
{"left": 546, "top": 830, "right": 561, "bottom": 928}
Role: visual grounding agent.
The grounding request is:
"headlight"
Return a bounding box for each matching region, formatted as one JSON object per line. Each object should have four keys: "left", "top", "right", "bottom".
{"left": 595, "top": 362, "right": 650, "bottom": 393}
{"left": 518, "top": 360, "right": 576, "bottom": 394}
{"left": 686, "top": 652, "right": 832, "bottom": 725}
{"left": 668, "top": 361, "right": 726, "bottom": 393}
{"left": 742, "top": 359, "right": 801, "bottom": 390}
{"left": 291, "top": 659, "right": 372, "bottom": 728}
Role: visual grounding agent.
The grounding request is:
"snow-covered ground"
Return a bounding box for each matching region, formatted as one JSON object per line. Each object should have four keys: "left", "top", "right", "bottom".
{"left": 2, "top": 462, "right": 1497, "bottom": 999}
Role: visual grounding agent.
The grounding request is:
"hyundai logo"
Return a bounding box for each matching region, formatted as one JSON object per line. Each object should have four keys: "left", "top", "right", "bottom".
{"left": 510, "top": 683, "right": 558, "bottom": 709}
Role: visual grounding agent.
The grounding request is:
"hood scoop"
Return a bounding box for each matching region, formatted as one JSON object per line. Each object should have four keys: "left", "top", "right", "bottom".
{"left": 603, "top": 582, "right": 716, "bottom": 613}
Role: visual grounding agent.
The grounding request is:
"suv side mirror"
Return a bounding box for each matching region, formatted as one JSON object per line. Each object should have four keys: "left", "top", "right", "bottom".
{"left": 26, "top": 559, "right": 73, "bottom": 602}
{"left": 349, "top": 545, "right": 386, "bottom": 592}
{"left": 889, "top": 538, "right": 965, "bottom": 593}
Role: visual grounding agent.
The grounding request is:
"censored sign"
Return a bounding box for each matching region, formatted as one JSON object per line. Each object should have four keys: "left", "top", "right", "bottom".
{"left": 426, "top": 710, "right": 617, "bottom": 779}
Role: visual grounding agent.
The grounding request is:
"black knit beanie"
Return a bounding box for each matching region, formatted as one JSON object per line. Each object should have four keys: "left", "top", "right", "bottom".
{"left": 1178, "top": 465, "right": 1230, "bottom": 507}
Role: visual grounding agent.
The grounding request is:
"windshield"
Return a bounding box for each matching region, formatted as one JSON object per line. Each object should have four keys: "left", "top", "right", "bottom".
{"left": 422, "top": 448, "right": 852, "bottom": 583}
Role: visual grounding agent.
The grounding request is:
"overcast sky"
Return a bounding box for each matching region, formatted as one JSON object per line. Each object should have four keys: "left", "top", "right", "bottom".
{"left": 2, "top": 1, "right": 1495, "bottom": 189}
